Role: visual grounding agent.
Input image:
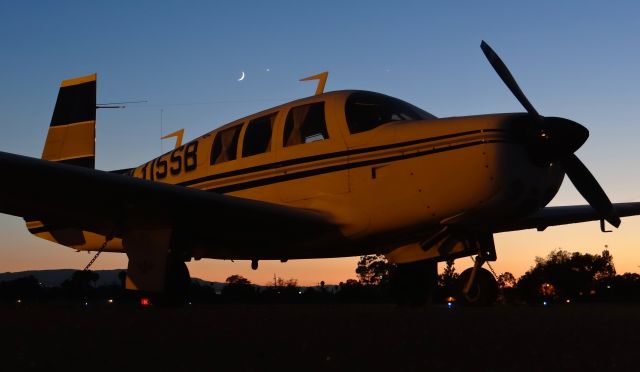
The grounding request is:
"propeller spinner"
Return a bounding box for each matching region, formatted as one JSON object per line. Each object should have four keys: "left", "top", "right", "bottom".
{"left": 480, "top": 41, "right": 620, "bottom": 227}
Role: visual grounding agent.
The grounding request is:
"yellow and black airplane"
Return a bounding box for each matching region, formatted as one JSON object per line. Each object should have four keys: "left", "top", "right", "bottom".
{"left": 2, "top": 41, "right": 639, "bottom": 304}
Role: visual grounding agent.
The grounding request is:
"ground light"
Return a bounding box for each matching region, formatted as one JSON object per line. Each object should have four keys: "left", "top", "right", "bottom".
{"left": 445, "top": 296, "right": 456, "bottom": 309}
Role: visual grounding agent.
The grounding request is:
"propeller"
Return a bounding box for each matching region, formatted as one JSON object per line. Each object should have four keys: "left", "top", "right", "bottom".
{"left": 480, "top": 40, "right": 620, "bottom": 227}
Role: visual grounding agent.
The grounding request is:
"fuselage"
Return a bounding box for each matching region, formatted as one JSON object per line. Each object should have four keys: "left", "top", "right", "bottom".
{"left": 59, "top": 90, "right": 566, "bottom": 260}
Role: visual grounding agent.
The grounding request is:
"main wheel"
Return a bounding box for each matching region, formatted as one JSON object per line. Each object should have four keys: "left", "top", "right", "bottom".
{"left": 158, "top": 259, "right": 191, "bottom": 306}
{"left": 391, "top": 259, "right": 438, "bottom": 306}
{"left": 456, "top": 267, "right": 498, "bottom": 306}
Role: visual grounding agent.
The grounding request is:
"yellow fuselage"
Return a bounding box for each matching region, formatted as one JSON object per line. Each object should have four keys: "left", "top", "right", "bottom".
{"left": 49, "top": 91, "right": 565, "bottom": 261}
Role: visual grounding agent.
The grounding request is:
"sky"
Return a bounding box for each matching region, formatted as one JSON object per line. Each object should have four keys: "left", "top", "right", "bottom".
{"left": 1, "top": 1, "right": 640, "bottom": 285}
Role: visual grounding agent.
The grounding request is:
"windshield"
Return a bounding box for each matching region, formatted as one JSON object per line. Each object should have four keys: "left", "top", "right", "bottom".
{"left": 345, "top": 92, "right": 436, "bottom": 134}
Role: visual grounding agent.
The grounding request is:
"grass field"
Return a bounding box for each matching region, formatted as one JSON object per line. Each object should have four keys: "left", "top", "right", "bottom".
{"left": 2, "top": 303, "right": 639, "bottom": 371}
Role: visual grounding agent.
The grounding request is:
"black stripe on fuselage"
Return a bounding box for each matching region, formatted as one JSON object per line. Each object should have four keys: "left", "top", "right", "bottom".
{"left": 29, "top": 226, "right": 50, "bottom": 234}
{"left": 50, "top": 81, "right": 96, "bottom": 127}
{"left": 111, "top": 167, "right": 135, "bottom": 176}
{"left": 179, "top": 129, "right": 511, "bottom": 188}
{"left": 207, "top": 138, "right": 511, "bottom": 194}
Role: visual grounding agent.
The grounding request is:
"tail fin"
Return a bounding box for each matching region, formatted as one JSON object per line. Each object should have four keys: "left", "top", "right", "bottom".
{"left": 42, "top": 73, "right": 96, "bottom": 168}
{"left": 26, "top": 74, "right": 97, "bottom": 248}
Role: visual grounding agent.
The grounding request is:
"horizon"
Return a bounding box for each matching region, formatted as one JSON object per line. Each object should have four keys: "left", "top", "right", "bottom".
{"left": 0, "top": 245, "right": 628, "bottom": 288}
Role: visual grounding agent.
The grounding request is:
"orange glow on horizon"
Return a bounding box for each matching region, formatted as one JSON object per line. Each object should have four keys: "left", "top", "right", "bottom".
{"left": 2, "top": 215, "right": 640, "bottom": 286}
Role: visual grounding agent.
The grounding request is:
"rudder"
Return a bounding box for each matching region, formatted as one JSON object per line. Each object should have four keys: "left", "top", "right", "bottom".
{"left": 41, "top": 73, "right": 96, "bottom": 168}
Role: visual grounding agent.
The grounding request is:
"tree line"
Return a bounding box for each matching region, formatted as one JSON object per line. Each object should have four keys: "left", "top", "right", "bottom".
{"left": 2, "top": 249, "right": 640, "bottom": 305}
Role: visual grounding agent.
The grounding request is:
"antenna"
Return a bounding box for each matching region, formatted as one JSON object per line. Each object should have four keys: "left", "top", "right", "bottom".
{"left": 161, "top": 128, "right": 185, "bottom": 150}
{"left": 300, "top": 71, "right": 329, "bottom": 95}
{"left": 96, "top": 100, "right": 148, "bottom": 109}
{"left": 160, "top": 109, "right": 163, "bottom": 153}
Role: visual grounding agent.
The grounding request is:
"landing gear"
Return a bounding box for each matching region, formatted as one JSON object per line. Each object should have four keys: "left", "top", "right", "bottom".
{"left": 453, "top": 232, "right": 499, "bottom": 306}
{"left": 147, "top": 254, "right": 191, "bottom": 307}
{"left": 456, "top": 267, "right": 498, "bottom": 306}
{"left": 123, "top": 229, "right": 193, "bottom": 306}
{"left": 392, "top": 259, "right": 438, "bottom": 305}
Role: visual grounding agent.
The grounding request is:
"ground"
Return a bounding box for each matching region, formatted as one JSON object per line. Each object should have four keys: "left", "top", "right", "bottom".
{"left": 2, "top": 303, "right": 639, "bottom": 371}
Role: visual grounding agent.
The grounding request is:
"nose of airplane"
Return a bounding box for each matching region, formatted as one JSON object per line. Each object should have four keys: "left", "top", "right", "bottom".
{"left": 513, "top": 115, "right": 589, "bottom": 164}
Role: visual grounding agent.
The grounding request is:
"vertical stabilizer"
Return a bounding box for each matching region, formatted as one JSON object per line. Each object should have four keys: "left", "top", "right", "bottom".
{"left": 42, "top": 73, "right": 96, "bottom": 168}
{"left": 27, "top": 74, "right": 97, "bottom": 247}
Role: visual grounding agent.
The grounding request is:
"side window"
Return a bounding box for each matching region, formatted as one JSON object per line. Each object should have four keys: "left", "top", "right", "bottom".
{"left": 210, "top": 125, "right": 241, "bottom": 165}
{"left": 242, "top": 113, "right": 276, "bottom": 157}
{"left": 283, "top": 102, "right": 328, "bottom": 147}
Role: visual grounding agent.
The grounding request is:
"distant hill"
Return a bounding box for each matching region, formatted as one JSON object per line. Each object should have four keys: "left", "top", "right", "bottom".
{"left": 0, "top": 269, "right": 125, "bottom": 287}
{"left": 0, "top": 269, "right": 337, "bottom": 291}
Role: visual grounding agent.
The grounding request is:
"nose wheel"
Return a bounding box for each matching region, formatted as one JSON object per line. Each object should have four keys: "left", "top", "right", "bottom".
{"left": 456, "top": 259, "right": 498, "bottom": 306}
{"left": 457, "top": 233, "right": 499, "bottom": 306}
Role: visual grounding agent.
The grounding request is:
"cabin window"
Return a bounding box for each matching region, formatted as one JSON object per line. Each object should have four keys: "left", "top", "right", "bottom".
{"left": 210, "top": 125, "right": 242, "bottom": 165}
{"left": 242, "top": 113, "right": 276, "bottom": 157}
{"left": 283, "top": 102, "right": 328, "bottom": 147}
{"left": 345, "top": 92, "right": 436, "bottom": 134}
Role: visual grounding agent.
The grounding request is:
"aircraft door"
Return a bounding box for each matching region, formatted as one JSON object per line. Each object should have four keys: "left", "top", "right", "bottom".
{"left": 232, "top": 113, "right": 279, "bottom": 202}
{"left": 275, "top": 101, "right": 349, "bottom": 202}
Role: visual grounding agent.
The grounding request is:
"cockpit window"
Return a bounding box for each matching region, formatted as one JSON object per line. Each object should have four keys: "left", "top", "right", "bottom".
{"left": 345, "top": 92, "right": 435, "bottom": 134}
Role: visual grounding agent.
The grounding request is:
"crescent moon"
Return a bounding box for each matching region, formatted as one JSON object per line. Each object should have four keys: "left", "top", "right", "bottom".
{"left": 238, "top": 71, "right": 245, "bottom": 81}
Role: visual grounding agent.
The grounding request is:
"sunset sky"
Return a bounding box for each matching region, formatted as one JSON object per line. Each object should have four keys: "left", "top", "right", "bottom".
{"left": 1, "top": 1, "right": 640, "bottom": 285}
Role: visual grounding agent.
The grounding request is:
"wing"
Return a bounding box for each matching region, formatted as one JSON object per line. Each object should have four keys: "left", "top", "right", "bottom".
{"left": 496, "top": 203, "right": 640, "bottom": 233}
{"left": 0, "top": 151, "right": 343, "bottom": 257}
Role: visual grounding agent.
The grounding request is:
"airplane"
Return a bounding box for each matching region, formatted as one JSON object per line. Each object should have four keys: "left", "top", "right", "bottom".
{"left": 1, "top": 40, "right": 639, "bottom": 305}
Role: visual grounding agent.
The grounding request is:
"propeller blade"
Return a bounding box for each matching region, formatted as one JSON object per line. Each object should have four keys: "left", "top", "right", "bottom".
{"left": 563, "top": 154, "right": 621, "bottom": 227}
{"left": 481, "top": 40, "right": 539, "bottom": 117}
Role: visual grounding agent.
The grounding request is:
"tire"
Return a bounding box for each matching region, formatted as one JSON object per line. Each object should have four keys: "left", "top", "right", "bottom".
{"left": 159, "top": 259, "right": 191, "bottom": 306}
{"left": 456, "top": 267, "right": 498, "bottom": 306}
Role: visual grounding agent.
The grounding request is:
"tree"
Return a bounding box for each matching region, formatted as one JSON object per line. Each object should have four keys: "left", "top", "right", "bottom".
{"left": 222, "top": 274, "right": 255, "bottom": 299}
{"left": 603, "top": 273, "right": 640, "bottom": 301}
{"left": 336, "top": 279, "right": 364, "bottom": 301}
{"left": 517, "top": 249, "right": 615, "bottom": 302}
{"left": 0, "top": 275, "right": 41, "bottom": 299}
{"left": 438, "top": 260, "right": 459, "bottom": 288}
{"left": 275, "top": 277, "right": 300, "bottom": 297}
{"left": 61, "top": 270, "right": 99, "bottom": 296}
{"left": 496, "top": 272, "right": 517, "bottom": 303}
{"left": 356, "top": 255, "right": 396, "bottom": 286}
{"left": 275, "top": 277, "right": 298, "bottom": 288}
{"left": 497, "top": 272, "right": 516, "bottom": 289}
{"left": 226, "top": 274, "right": 252, "bottom": 286}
